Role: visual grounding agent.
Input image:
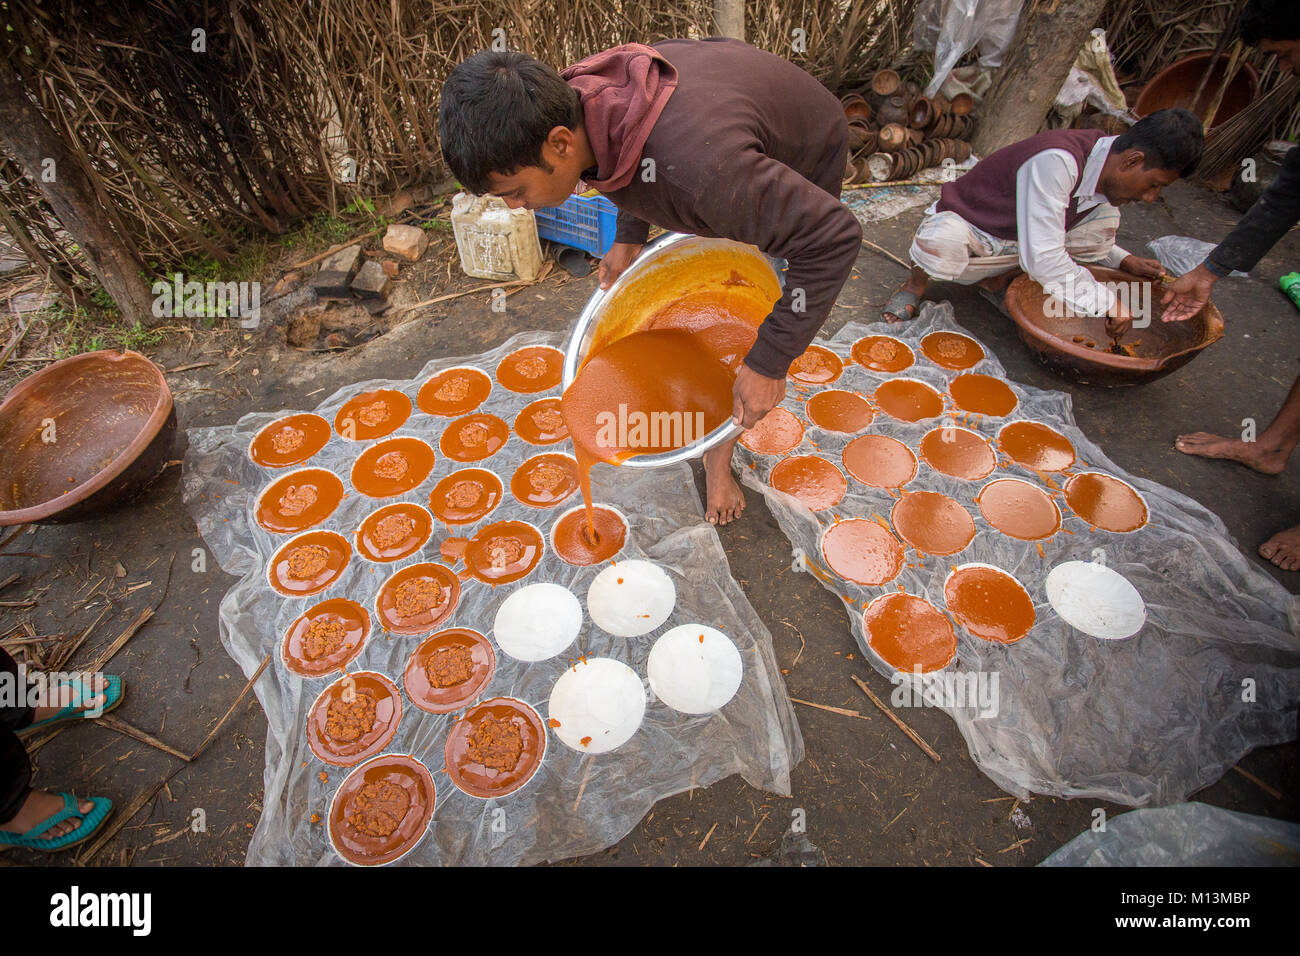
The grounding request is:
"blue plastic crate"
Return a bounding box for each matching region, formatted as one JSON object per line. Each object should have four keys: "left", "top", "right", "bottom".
{"left": 534, "top": 193, "right": 619, "bottom": 257}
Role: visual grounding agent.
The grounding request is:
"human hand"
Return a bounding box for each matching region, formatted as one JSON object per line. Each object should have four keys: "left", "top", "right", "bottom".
{"left": 1105, "top": 297, "right": 1133, "bottom": 340}
{"left": 731, "top": 364, "right": 787, "bottom": 429}
{"left": 1119, "top": 255, "right": 1166, "bottom": 279}
{"left": 597, "top": 242, "right": 643, "bottom": 290}
{"left": 1160, "top": 262, "right": 1217, "bottom": 323}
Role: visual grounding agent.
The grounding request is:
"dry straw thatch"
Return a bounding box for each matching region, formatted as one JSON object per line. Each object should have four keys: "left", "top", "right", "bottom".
{"left": 0, "top": 0, "right": 919, "bottom": 297}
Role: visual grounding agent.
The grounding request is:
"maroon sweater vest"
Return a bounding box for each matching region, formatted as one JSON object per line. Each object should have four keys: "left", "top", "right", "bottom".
{"left": 936, "top": 128, "right": 1107, "bottom": 241}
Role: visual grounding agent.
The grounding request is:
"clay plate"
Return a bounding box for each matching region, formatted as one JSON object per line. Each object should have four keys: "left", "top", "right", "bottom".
{"left": 307, "top": 671, "right": 402, "bottom": 767}
{"left": 281, "top": 598, "right": 370, "bottom": 678}
{"left": 444, "top": 697, "right": 547, "bottom": 798}
{"left": 327, "top": 754, "right": 435, "bottom": 866}
{"left": 404, "top": 628, "right": 496, "bottom": 714}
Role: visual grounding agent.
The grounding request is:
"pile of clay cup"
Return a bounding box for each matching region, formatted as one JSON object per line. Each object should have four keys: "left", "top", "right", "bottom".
{"left": 841, "top": 70, "right": 976, "bottom": 185}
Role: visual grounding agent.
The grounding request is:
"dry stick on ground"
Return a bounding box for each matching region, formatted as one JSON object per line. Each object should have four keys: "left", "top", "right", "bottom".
{"left": 571, "top": 756, "right": 594, "bottom": 814}
{"left": 78, "top": 650, "right": 274, "bottom": 865}
{"left": 1232, "top": 764, "right": 1283, "bottom": 800}
{"left": 84, "top": 554, "right": 174, "bottom": 675}
{"left": 745, "top": 810, "right": 771, "bottom": 844}
{"left": 860, "top": 236, "right": 911, "bottom": 272}
{"left": 97, "top": 715, "right": 191, "bottom": 763}
{"left": 698, "top": 821, "right": 718, "bottom": 851}
{"left": 843, "top": 179, "right": 942, "bottom": 190}
{"left": 164, "top": 361, "right": 214, "bottom": 374}
{"left": 47, "top": 605, "right": 111, "bottom": 673}
{"left": 0, "top": 525, "right": 27, "bottom": 552}
{"left": 790, "top": 697, "right": 871, "bottom": 721}
{"left": 850, "top": 674, "right": 941, "bottom": 762}
{"left": 0, "top": 572, "right": 18, "bottom": 591}
{"left": 402, "top": 260, "right": 557, "bottom": 317}
{"left": 780, "top": 619, "right": 806, "bottom": 669}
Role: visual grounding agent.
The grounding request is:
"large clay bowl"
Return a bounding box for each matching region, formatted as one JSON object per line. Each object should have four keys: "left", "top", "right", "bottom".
{"left": 0, "top": 350, "right": 176, "bottom": 524}
{"left": 1135, "top": 53, "right": 1259, "bottom": 130}
{"left": 1005, "top": 266, "right": 1223, "bottom": 387}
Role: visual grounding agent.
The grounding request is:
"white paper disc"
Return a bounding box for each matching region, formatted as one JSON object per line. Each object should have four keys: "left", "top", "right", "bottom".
{"left": 647, "top": 624, "right": 743, "bottom": 714}
{"left": 493, "top": 583, "right": 582, "bottom": 661}
{"left": 586, "top": 560, "right": 676, "bottom": 637}
{"left": 1045, "top": 560, "right": 1146, "bottom": 640}
{"left": 547, "top": 658, "right": 646, "bottom": 754}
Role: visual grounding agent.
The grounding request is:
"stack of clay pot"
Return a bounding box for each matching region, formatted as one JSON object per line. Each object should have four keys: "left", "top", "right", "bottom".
{"left": 841, "top": 69, "right": 976, "bottom": 185}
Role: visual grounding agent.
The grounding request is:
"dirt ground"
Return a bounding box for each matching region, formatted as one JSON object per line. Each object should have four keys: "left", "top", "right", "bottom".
{"left": 2, "top": 178, "right": 1297, "bottom": 867}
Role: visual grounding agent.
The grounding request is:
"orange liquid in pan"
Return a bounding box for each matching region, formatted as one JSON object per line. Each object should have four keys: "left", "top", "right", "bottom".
{"left": 842, "top": 435, "right": 918, "bottom": 488}
{"left": 463, "top": 520, "right": 544, "bottom": 585}
{"left": 788, "top": 345, "right": 843, "bottom": 385}
{"left": 977, "top": 479, "right": 1060, "bottom": 541}
{"left": 821, "top": 518, "right": 904, "bottom": 586}
{"left": 1064, "top": 472, "right": 1148, "bottom": 532}
{"left": 739, "top": 407, "right": 804, "bottom": 455}
{"left": 440, "top": 413, "right": 509, "bottom": 463}
{"left": 850, "top": 335, "right": 914, "bottom": 373}
{"left": 249, "top": 413, "right": 331, "bottom": 467}
{"left": 417, "top": 367, "right": 492, "bottom": 417}
{"left": 863, "top": 592, "right": 957, "bottom": 673}
{"left": 428, "top": 468, "right": 503, "bottom": 526}
{"left": 944, "top": 565, "right": 1035, "bottom": 644}
{"left": 351, "top": 437, "right": 436, "bottom": 497}
{"left": 998, "top": 421, "right": 1076, "bottom": 472}
{"left": 562, "top": 328, "right": 735, "bottom": 537}
{"left": 255, "top": 468, "right": 344, "bottom": 533}
{"left": 552, "top": 506, "right": 627, "bottom": 566}
{"left": 510, "top": 454, "right": 579, "bottom": 508}
{"left": 891, "top": 491, "right": 975, "bottom": 556}
{"left": 805, "top": 390, "right": 874, "bottom": 433}
{"left": 335, "top": 389, "right": 411, "bottom": 441}
{"left": 920, "top": 331, "right": 984, "bottom": 370}
{"left": 769, "top": 455, "right": 847, "bottom": 511}
{"left": 513, "top": 398, "right": 569, "bottom": 445}
{"left": 496, "top": 347, "right": 564, "bottom": 393}
{"left": 949, "top": 373, "right": 1018, "bottom": 417}
{"left": 874, "top": 379, "right": 944, "bottom": 422}
{"left": 918, "top": 427, "right": 996, "bottom": 480}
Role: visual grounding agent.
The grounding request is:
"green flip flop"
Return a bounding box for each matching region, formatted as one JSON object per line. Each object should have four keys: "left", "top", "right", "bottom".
{"left": 17, "top": 674, "right": 124, "bottom": 738}
{"left": 0, "top": 792, "right": 113, "bottom": 852}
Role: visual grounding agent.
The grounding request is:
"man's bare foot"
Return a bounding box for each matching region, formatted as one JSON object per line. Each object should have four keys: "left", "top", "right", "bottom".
{"left": 1174, "top": 432, "right": 1289, "bottom": 475}
{"left": 1260, "top": 523, "right": 1300, "bottom": 572}
{"left": 0, "top": 790, "right": 95, "bottom": 841}
{"left": 30, "top": 673, "right": 108, "bottom": 723}
{"left": 882, "top": 266, "right": 928, "bottom": 322}
{"left": 702, "top": 443, "right": 745, "bottom": 526}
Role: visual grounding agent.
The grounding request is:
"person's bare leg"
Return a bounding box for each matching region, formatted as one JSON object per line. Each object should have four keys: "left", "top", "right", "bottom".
{"left": 702, "top": 436, "right": 745, "bottom": 526}
{"left": 1260, "top": 523, "right": 1300, "bottom": 571}
{"left": 1176, "top": 372, "right": 1300, "bottom": 475}
{"left": 882, "top": 266, "right": 929, "bottom": 321}
{"left": 0, "top": 790, "right": 97, "bottom": 841}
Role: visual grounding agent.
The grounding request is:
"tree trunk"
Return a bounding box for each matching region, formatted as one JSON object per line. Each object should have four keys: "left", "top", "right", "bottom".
{"left": 0, "top": 56, "right": 155, "bottom": 325}
{"left": 713, "top": 0, "right": 744, "bottom": 41}
{"left": 973, "top": 0, "right": 1110, "bottom": 157}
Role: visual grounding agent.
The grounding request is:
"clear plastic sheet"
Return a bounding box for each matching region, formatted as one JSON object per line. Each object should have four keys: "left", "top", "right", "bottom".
{"left": 182, "top": 330, "right": 802, "bottom": 866}
{"left": 914, "top": 0, "right": 1023, "bottom": 97}
{"left": 1040, "top": 802, "right": 1300, "bottom": 866}
{"left": 735, "top": 304, "right": 1300, "bottom": 806}
{"left": 1149, "top": 236, "right": 1247, "bottom": 278}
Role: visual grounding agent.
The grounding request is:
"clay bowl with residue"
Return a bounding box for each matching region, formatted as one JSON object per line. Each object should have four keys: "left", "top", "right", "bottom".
{"left": 0, "top": 350, "right": 175, "bottom": 525}
{"left": 1005, "top": 266, "right": 1223, "bottom": 387}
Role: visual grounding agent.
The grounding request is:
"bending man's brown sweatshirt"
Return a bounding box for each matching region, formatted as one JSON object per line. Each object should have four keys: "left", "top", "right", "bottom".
{"left": 561, "top": 38, "right": 861, "bottom": 379}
